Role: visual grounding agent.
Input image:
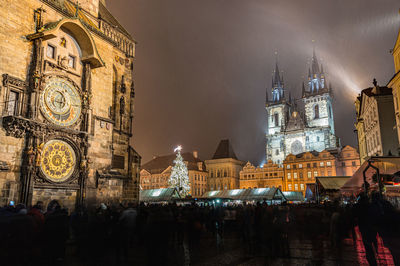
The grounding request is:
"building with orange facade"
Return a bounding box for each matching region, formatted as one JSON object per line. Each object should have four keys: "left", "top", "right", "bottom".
{"left": 283, "top": 146, "right": 360, "bottom": 194}
{"left": 239, "top": 161, "right": 283, "bottom": 190}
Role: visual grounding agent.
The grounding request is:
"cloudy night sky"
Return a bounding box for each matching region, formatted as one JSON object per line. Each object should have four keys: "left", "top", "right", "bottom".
{"left": 108, "top": 0, "right": 400, "bottom": 165}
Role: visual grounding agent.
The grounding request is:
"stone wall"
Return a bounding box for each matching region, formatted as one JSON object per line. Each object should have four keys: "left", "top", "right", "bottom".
{"left": 0, "top": 0, "right": 138, "bottom": 208}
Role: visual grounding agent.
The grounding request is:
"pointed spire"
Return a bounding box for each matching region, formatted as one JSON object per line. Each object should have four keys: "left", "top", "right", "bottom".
{"left": 308, "top": 68, "right": 311, "bottom": 79}
{"left": 266, "top": 87, "right": 269, "bottom": 102}
{"left": 274, "top": 61, "right": 281, "bottom": 86}
{"left": 302, "top": 81, "right": 306, "bottom": 97}
{"left": 320, "top": 64, "right": 324, "bottom": 74}
{"left": 311, "top": 48, "right": 320, "bottom": 75}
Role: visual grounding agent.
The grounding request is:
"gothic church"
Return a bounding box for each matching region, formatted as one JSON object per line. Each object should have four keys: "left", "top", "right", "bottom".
{"left": 265, "top": 51, "right": 339, "bottom": 164}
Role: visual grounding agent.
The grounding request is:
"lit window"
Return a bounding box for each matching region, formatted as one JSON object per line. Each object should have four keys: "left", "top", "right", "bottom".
{"left": 300, "top": 184, "right": 304, "bottom": 190}
{"left": 287, "top": 173, "right": 291, "bottom": 179}
{"left": 320, "top": 162, "right": 324, "bottom": 167}
{"left": 68, "top": 55, "right": 75, "bottom": 68}
{"left": 294, "top": 184, "right": 298, "bottom": 190}
{"left": 47, "top": 44, "right": 55, "bottom": 59}
{"left": 314, "top": 171, "right": 318, "bottom": 177}
{"left": 294, "top": 172, "right": 298, "bottom": 179}
{"left": 299, "top": 164, "right": 303, "bottom": 168}
{"left": 287, "top": 165, "right": 290, "bottom": 169}
{"left": 307, "top": 171, "right": 312, "bottom": 178}
{"left": 327, "top": 161, "right": 332, "bottom": 166}
{"left": 288, "top": 184, "right": 292, "bottom": 190}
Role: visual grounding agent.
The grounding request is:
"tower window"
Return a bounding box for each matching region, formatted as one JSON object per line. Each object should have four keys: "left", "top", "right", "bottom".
{"left": 275, "top": 149, "right": 279, "bottom": 155}
{"left": 274, "top": 113, "right": 279, "bottom": 127}
{"left": 6, "top": 91, "right": 20, "bottom": 116}
{"left": 47, "top": 44, "right": 56, "bottom": 59}
{"left": 314, "top": 105, "right": 319, "bottom": 119}
{"left": 329, "top": 105, "right": 332, "bottom": 118}
{"left": 68, "top": 55, "right": 76, "bottom": 69}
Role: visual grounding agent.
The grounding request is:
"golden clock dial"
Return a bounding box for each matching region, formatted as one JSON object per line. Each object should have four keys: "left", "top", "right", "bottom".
{"left": 40, "top": 77, "right": 81, "bottom": 127}
{"left": 40, "top": 140, "right": 76, "bottom": 183}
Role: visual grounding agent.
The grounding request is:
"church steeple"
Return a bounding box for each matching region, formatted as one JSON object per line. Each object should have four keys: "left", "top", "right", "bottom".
{"left": 271, "top": 60, "right": 284, "bottom": 103}
{"left": 305, "top": 49, "right": 327, "bottom": 95}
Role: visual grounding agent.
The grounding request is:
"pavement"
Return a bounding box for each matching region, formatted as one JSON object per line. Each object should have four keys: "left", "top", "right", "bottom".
{"left": 60, "top": 230, "right": 396, "bottom": 266}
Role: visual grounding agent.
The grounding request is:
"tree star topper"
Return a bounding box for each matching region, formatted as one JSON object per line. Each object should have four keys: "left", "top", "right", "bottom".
{"left": 174, "top": 145, "right": 182, "bottom": 153}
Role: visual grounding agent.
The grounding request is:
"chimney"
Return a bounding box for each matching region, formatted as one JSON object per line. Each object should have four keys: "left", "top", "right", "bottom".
{"left": 193, "top": 150, "right": 198, "bottom": 159}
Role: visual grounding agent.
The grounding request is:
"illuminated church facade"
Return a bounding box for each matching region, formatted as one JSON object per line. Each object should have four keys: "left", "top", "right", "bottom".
{"left": 265, "top": 51, "right": 340, "bottom": 165}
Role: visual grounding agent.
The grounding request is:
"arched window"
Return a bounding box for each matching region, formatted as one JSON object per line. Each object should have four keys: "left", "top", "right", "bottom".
{"left": 328, "top": 105, "right": 332, "bottom": 118}
{"left": 314, "top": 105, "right": 319, "bottom": 119}
{"left": 274, "top": 113, "right": 279, "bottom": 127}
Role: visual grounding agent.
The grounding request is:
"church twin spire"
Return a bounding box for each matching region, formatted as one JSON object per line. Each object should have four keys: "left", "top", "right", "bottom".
{"left": 267, "top": 60, "right": 285, "bottom": 103}
{"left": 305, "top": 49, "right": 327, "bottom": 95}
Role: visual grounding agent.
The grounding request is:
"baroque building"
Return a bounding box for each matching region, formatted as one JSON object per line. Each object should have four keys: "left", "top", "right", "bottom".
{"left": 205, "top": 139, "right": 245, "bottom": 191}
{"left": 265, "top": 51, "right": 340, "bottom": 165}
{"left": 140, "top": 151, "right": 208, "bottom": 197}
{"left": 0, "top": 0, "right": 140, "bottom": 209}
{"left": 239, "top": 160, "right": 283, "bottom": 190}
{"left": 355, "top": 82, "right": 399, "bottom": 163}
{"left": 388, "top": 18, "right": 400, "bottom": 152}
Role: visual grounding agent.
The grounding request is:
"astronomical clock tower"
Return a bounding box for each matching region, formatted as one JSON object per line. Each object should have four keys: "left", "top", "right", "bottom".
{"left": 0, "top": 0, "right": 141, "bottom": 210}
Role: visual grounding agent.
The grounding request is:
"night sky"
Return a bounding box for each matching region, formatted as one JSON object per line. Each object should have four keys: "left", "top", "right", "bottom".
{"left": 108, "top": 0, "right": 400, "bottom": 165}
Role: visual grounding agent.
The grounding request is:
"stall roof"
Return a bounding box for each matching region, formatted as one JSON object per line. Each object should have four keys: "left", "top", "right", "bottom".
{"left": 202, "top": 187, "right": 285, "bottom": 201}
{"left": 317, "top": 176, "right": 350, "bottom": 190}
{"left": 282, "top": 192, "right": 305, "bottom": 202}
{"left": 139, "top": 188, "right": 181, "bottom": 202}
{"left": 341, "top": 157, "right": 400, "bottom": 193}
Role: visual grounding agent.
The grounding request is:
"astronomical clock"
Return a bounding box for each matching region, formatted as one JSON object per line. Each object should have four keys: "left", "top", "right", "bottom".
{"left": 40, "top": 77, "right": 82, "bottom": 127}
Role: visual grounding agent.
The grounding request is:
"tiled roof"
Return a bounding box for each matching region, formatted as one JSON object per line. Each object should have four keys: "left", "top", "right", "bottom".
{"left": 361, "top": 86, "right": 392, "bottom": 97}
{"left": 98, "top": 1, "right": 132, "bottom": 39}
{"left": 212, "top": 139, "right": 238, "bottom": 160}
{"left": 142, "top": 152, "right": 206, "bottom": 174}
{"left": 285, "top": 112, "right": 305, "bottom": 132}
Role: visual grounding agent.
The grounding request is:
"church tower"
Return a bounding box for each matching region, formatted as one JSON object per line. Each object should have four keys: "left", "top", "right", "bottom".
{"left": 302, "top": 50, "right": 338, "bottom": 150}
{"left": 265, "top": 61, "right": 291, "bottom": 164}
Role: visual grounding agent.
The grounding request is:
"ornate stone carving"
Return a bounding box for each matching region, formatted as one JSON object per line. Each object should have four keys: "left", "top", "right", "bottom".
{"left": 2, "top": 74, "right": 27, "bottom": 88}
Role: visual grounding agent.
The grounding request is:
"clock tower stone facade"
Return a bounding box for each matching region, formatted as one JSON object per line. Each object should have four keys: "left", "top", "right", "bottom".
{"left": 0, "top": 0, "right": 141, "bottom": 210}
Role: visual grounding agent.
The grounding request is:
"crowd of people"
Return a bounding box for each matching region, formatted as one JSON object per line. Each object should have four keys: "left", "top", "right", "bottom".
{"left": 0, "top": 192, "right": 399, "bottom": 266}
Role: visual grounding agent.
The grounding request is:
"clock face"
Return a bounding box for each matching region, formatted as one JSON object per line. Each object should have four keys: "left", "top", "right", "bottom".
{"left": 291, "top": 140, "right": 304, "bottom": 155}
{"left": 40, "top": 139, "right": 77, "bottom": 183}
{"left": 40, "top": 77, "right": 81, "bottom": 127}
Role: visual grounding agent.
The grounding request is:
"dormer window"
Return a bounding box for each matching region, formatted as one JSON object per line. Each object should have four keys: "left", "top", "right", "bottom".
{"left": 47, "top": 44, "right": 55, "bottom": 59}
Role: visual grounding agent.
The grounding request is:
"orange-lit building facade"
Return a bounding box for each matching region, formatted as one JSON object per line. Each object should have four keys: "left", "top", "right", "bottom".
{"left": 283, "top": 150, "right": 337, "bottom": 194}
{"left": 283, "top": 146, "right": 360, "bottom": 195}
{"left": 239, "top": 161, "right": 283, "bottom": 190}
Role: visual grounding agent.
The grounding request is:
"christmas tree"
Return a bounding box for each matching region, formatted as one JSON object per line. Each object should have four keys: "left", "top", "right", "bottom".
{"left": 169, "top": 146, "right": 191, "bottom": 197}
